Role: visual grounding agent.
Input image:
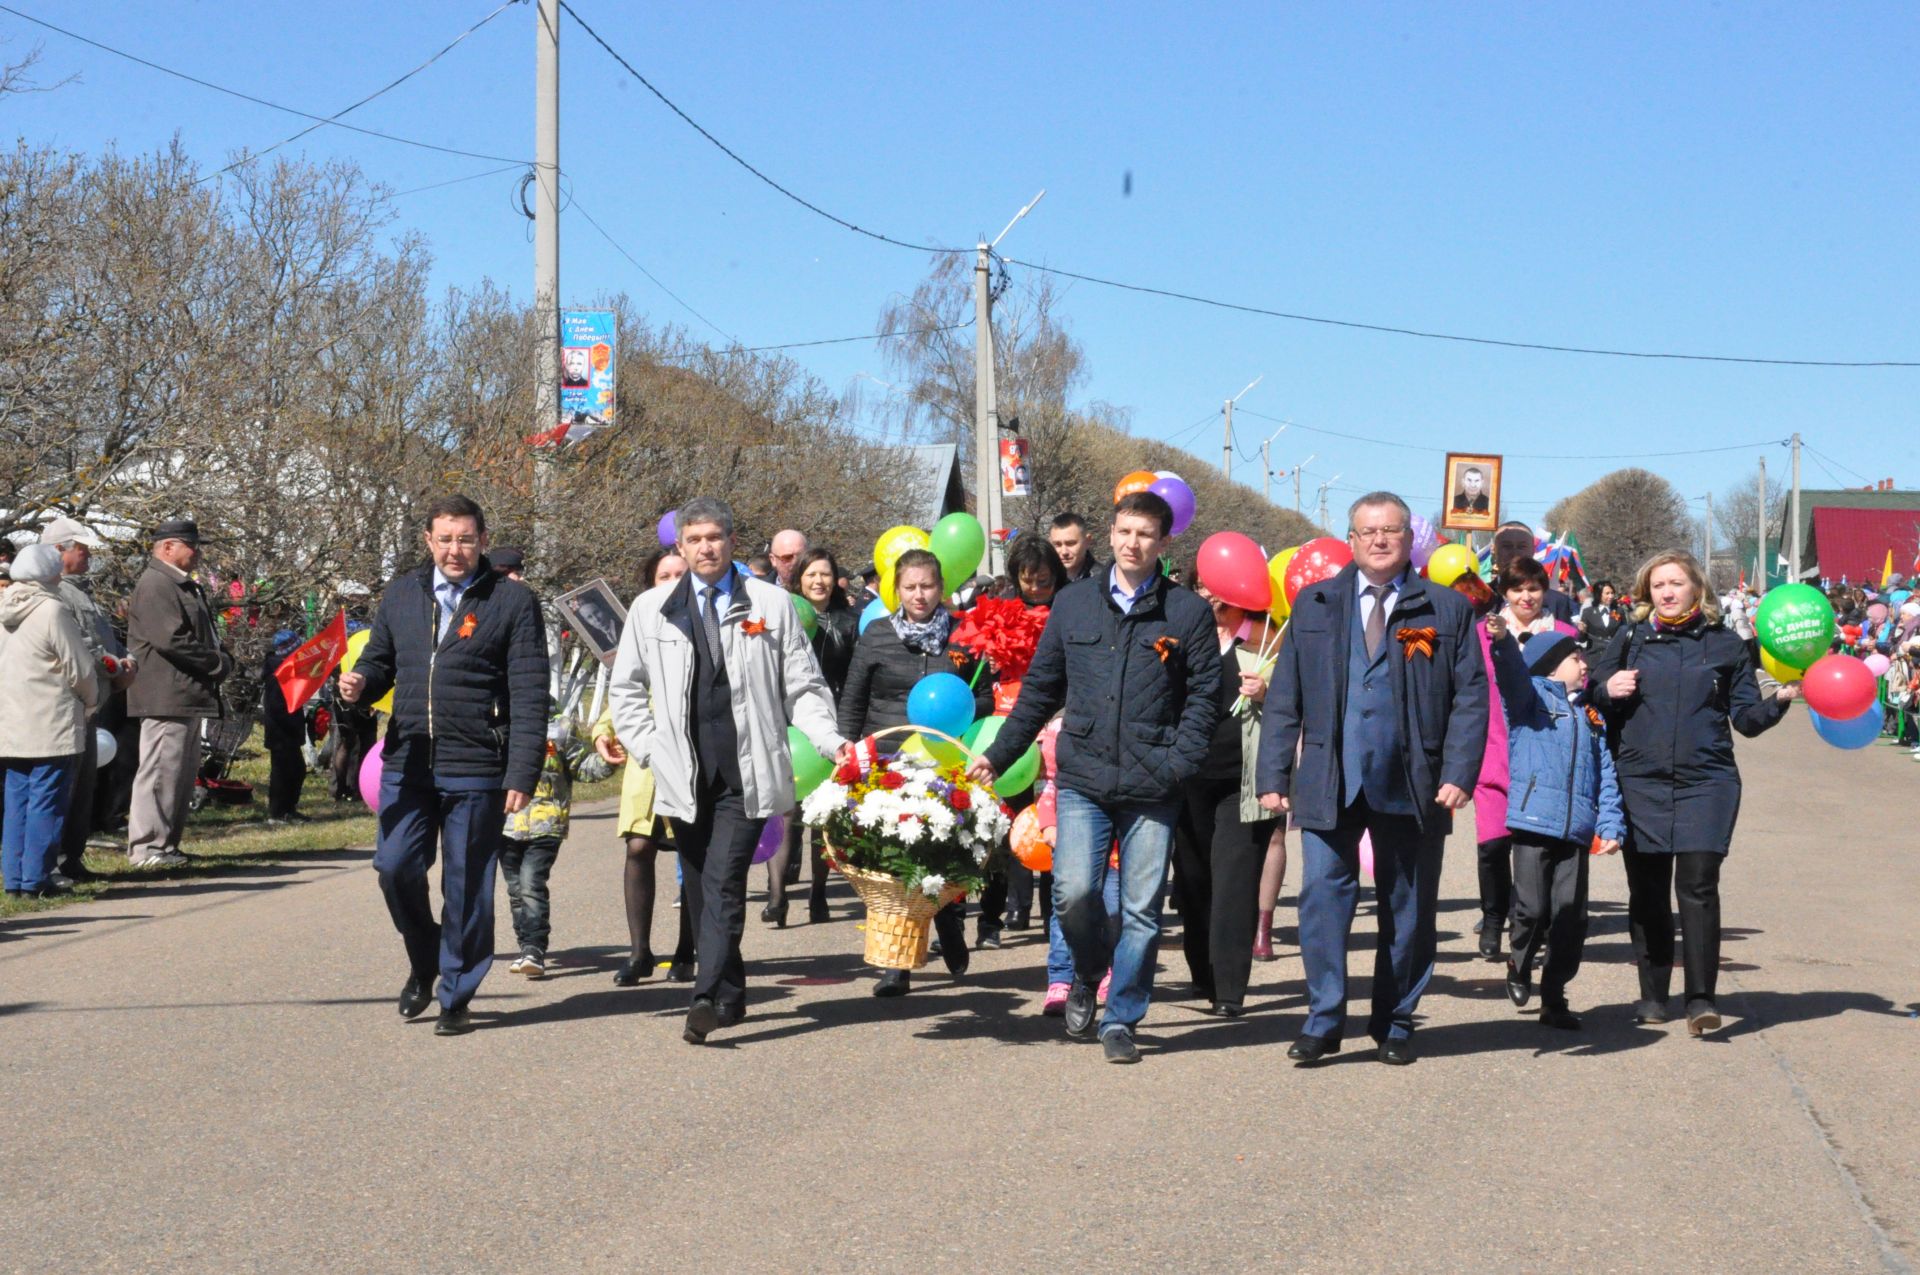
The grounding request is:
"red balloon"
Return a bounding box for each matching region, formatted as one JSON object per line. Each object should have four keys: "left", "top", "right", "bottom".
{"left": 1283, "top": 537, "right": 1354, "bottom": 606}
{"left": 1800, "top": 653, "right": 1878, "bottom": 720}
{"left": 1195, "top": 532, "right": 1272, "bottom": 611}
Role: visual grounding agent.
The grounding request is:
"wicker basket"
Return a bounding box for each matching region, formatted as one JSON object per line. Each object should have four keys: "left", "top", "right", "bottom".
{"left": 819, "top": 724, "right": 979, "bottom": 970}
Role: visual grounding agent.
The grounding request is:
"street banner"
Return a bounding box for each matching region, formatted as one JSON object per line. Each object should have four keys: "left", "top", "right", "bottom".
{"left": 560, "top": 309, "right": 617, "bottom": 432}
{"left": 999, "top": 437, "right": 1030, "bottom": 496}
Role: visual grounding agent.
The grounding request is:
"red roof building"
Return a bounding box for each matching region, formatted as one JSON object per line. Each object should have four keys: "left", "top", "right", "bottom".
{"left": 1807, "top": 506, "right": 1920, "bottom": 583}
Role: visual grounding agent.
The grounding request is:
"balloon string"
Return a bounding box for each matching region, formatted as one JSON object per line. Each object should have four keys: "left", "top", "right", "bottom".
{"left": 1231, "top": 618, "right": 1287, "bottom": 714}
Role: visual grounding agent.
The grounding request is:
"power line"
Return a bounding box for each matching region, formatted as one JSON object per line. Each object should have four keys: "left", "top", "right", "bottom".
{"left": 567, "top": 195, "right": 737, "bottom": 343}
{"left": 1234, "top": 407, "right": 1786, "bottom": 462}
{"left": 557, "top": 1, "right": 966, "bottom": 256}
{"left": 1162, "top": 407, "right": 1224, "bottom": 451}
{"left": 198, "top": 0, "right": 521, "bottom": 184}
{"left": 652, "top": 322, "right": 974, "bottom": 364}
{"left": 1001, "top": 258, "right": 1920, "bottom": 369}
{"left": 1803, "top": 443, "right": 1876, "bottom": 487}
{"left": 0, "top": 2, "right": 529, "bottom": 167}
{"left": 388, "top": 163, "right": 526, "bottom": 200}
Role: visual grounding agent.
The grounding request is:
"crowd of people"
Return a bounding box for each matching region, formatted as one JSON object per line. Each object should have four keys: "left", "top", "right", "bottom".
{"left": 0, "top": 488, "right": 1819, "bottom": 1067}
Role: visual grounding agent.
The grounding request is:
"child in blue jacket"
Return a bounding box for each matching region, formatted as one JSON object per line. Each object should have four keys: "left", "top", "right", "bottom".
{"left": 1486, "top": 621, "right": 1626, "bottom": 1030}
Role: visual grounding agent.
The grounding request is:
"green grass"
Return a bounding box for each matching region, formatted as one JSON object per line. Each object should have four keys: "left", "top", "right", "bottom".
{"left": 0, "top": 726, "right": 623, "bottom": 920}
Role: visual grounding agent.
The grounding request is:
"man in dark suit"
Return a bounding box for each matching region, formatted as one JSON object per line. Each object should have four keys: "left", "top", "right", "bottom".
{"left": 1451, "top": 467, "right": 1490, "bottom": 513}
{"left": 1493, "top": 522, "right": 1578, "bottom": 623}
{"left": 1257, "top": 491, "right": 1488, "bottom": 1066}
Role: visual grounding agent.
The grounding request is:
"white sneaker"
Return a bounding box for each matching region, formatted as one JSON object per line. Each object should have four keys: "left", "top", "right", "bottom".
{"left": 506, "top": 955, "right": 529, "bottom": 975}
{"left": 132, "top": 851, "right": 187, "bottom": 869}
{"left": 518, "top": 949, "right": 546, "bottom": 978}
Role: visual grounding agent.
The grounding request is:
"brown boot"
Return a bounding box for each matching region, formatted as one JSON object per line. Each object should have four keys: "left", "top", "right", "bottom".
{"left": 1252, "top": 908, "right": 1276, "bottom": 962}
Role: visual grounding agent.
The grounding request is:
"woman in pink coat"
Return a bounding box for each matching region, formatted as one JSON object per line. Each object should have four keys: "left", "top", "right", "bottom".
{"left": 1474, "top": 557, "right": 1578, "bottom": 960}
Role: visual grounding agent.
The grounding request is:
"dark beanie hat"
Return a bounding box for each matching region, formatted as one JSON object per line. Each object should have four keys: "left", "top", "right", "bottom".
{"left": 1523, "top": 630, "right": 1580, "bottom": 677}
{"left": 490, "top": 546, "right": 525, "bottom": 574}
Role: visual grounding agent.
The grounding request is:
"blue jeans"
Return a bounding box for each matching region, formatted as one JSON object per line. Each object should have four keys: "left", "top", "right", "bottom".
{"left": 1052, "top": 788, "right": 1175, "bottom": 1035}
{"left": 1047, "top": 863, "right": 1118, "bottom": 985}
{"left": 499, "top": 835, "right": 562, "bottom": 953}
{"left": 3, "top": 756, "right": 77, "bottom": 892}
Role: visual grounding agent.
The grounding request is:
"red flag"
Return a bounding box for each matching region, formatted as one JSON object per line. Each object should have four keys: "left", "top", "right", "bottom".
{"left": 274, "top": 610, "right": 349, "bottom": 713}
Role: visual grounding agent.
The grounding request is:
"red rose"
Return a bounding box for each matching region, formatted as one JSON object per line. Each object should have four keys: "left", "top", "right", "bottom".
{"left": 949, "top": 788, "right": 972, "bottom": 811}
{"left": 833, "top": 760, "right": 862, "bottom": 784}
{"left": 878, "top": 770, "right": 906, "bottom": 790}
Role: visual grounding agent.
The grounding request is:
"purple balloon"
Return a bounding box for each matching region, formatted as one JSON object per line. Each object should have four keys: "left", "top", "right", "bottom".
{"left": 656, "top": 510, "right": 678, "bottom": 549}
{"left": 752, "top": 814, "right": 786, "bottom": 865}
{"left": 1148, "top": 475, "right": 1197, "bottom": 537}
{"left": 1409, "top": 513, "right": 1439, "bottom": 569}
{"left": 357, "top": 737, "right": 386, "bottom": 811}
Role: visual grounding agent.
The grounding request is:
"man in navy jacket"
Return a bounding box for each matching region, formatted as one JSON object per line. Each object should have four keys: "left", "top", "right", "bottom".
{"left": 973, "top": 492, "right": 1220, "bottom": 1064}
{"left": 1256, "top": 492, "right": 1487, "bottom": 1066}
{"left": 343, "top": 495, "right": 550, "bottom": 1037}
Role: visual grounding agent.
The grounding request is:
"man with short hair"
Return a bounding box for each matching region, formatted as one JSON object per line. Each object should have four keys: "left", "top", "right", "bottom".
{"left": 770, "top": 529, "right": 808, "bottom": 589}
{"left": 970, "top": 492, "right": 1221, "bottom": 1064}
{"left": 41, "top": 517, "right": 134, "bottom": 881}
{"left": 610, "top": 497, "right": 848, "bottom": 1044}
{"left": 125, "top": 518, "right": 232, "bottom": 869}
{"left": 340, "top": 495, "right": 549, "bottom": 1037}
{"left": 1258, "top": 492, "right": 1487, "bottom": 1066}
{"left": 1493, "top": 522, "right": 1578, "bottom": 623}
{"left": 1047, "top": 513, "right": 1099, "bottom": 583}
{"left": 1453, "top": 467, "right": 1490, "bottom": 513}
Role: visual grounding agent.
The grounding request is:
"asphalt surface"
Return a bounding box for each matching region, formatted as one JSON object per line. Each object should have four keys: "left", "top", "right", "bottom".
{"left": 2, "top": 721, "right": 1915, "bottom": 1273}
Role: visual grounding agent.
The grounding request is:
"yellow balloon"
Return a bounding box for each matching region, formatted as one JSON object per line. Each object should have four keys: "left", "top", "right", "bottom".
{"left": 338, "top": 627, "right": 394, "bottom": 714}
{"left": 879, "top": 569, "right": 898, "bottom": 612}
{"left": 1759, "top": 648, "right": 1805, "bottom": 684}
{"left": 900, "top": 732, "right": 967, "bottom": 768}
{"left": 872, "top": 525, "right": 930, "bottom": 580}
{"left": 1267, "top": 547, "right": 1299, "bottom": 623}
{"left": 1426, "top": 542, "right": 1478, "bottom": 588}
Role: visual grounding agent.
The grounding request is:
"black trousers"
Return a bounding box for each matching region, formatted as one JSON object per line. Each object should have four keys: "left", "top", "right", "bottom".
{"left": 1509, "top": 833, "right": 1588, "bottom": 1006}
{"left": 57, "top": 725, "right": 98, "bottom": 875}
{"left": 1476, "top": 835, "right": 1513, "bottom": 922}
{"left": 668, "top": 778, "right": 766, "bottom": 1009}
{"left": 267, "top": 745, "right": 305, "bottom": 817}
{"left": 1171, "top": 776, "right": 1273, "bottom": 1006}
{"left": 1622, "top": 847, "right": 1723, "bottom": 1008}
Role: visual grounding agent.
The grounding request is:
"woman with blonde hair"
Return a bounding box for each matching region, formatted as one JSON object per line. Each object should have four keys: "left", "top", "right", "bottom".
{"left": 1588, "top": 550, "right": 1796, "bottom": 1037}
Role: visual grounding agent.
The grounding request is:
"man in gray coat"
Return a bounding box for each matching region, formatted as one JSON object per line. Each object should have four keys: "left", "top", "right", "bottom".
{"left": 125, "top": 519, "right": 232, "bottom": 868}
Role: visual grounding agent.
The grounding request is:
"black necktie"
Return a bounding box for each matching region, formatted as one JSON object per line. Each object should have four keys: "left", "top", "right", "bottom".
{"left": 702, "top": 586, "right": 725, "bottom": 664}
{"left": 1365, "top": 584, "right": 1389, "bottom": 659}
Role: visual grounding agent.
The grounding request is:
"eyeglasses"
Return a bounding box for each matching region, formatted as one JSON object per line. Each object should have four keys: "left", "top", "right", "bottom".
{"left": 1350, "top": 525, "right": 1407, "bottom": 542}
{"left": 430, "top": 536, "right": 481, "bottom": 549}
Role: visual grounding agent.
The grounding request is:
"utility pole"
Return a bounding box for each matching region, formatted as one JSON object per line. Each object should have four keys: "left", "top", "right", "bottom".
{"left": 972, "top": 239, "right": 997, "bottom": 571}
{"left": 1260, "top": 422, "right": 1286, "bottom": 504}
{"left": 1222, "top": 376, "right": 1263, "bottom": 484}
{"left": 1315, "top": 474, "right": 1342, "bottom": 531}
{"left": 531, "top": 0, "right": 561, "bottom": 547}
{"left": 1756, "top": 456, "right": 1767, "bottom": 588}
{"left": 1702, "top": 490, "right": 1714, "bottom": 586}
{"left": 1293, "top": 453, "right": 1316, "bottom": 515}
{"left": 1789, "top": 433, "right": 1803, "bottom": 582}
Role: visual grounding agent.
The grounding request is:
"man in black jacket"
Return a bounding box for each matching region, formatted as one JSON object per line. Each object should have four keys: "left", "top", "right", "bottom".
{"left": 970, "top": 492, "right": 1221, "bottom": 1064}
{"left": 341, "top": 495, "right": 549, "bottom": 1037}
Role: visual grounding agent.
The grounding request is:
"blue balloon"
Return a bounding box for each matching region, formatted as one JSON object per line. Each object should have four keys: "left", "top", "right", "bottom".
{"left": 907, "top": 672, "right": 976, "bottom": 740}
{"left": 858, "top": 598, "right": 890, "bottom": 634}
{"left": 1808, "top": 707, "right": 1881, "bottom": 750}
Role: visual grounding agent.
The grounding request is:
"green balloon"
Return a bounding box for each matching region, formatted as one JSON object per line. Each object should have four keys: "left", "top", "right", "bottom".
{"left": 929, "top": 512, "right": 987, "bottom": 595}
{"left": 791, "top": 594, "right": 818, "bottom": 639}
{"left": 1756, "top": 583, "right": 1836, "bottom": 668}
{"left": 961, "top": 716, "right": 1040, "bottom": 798}
{"left": 789, "top": 725, "right": 834, "bottom": 799}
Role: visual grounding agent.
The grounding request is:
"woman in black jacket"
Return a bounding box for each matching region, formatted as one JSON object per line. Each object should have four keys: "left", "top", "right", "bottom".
{"left": 1580, "top": 580, "right": 1622, "bottom": 651}
{"left": 765, "top": 549, "right": 857, "bottom": 925}
{"left": 998, "top": 536, "right": 1069, "bottom": 933}
{"left": 837, "top": 548, "right": 989, "bottom": 996}
{"left": 1588, "top": 550, "right": 1797, "bottom": 1036}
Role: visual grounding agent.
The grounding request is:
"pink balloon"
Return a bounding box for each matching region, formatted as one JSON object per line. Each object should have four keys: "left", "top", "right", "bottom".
{"left": 1196, "top": 532, "right": 1272, "bottom": 611}
{"left": 1864, "top": 653, "right": 1892, "bottom": 678}
{"left": 1284, "top": 537, "right": 1354, "bottom": 606}
{"left": 1801, "top": 654, "right": 1878, "bottom": 720}
{"left": 357, "top": 737, "right": 386, "bottom": 811}
{"left": 752, "top": 814, "right": 786, "bottom": 865}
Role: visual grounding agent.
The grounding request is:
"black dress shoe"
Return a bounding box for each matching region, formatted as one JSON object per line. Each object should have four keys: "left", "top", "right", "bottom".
{"left": 974, "top": 928, "right": 1003, "bottom": 951}
{"left": 1478, "top": 924, "right": 1503, "bottom": 961}
{"left": 434, "top": 1005, "right": 474, "bottom": 1036}
{"left": 613, "top": 954, "right": 654, "bottom": 986}
{"left": 1633, "top": 998, "right": 1673, "bottom": 1024}
{"left": 1205, "top": 1002, "right": 1245, "bottom": 1018}
{"left": 873, "top": 969, "right": 911, "bottom": 997}
{"left": 1287, "top": 1034, "right": 1342, "bottom": 1063}
{"left": 1505, "top": 960, "right": 1532, "bottom": 1008}
{"left": 1005, "top": 911, "right": 1030, "bottom": 931}
{"left": 666, "top": 958, "right": 697, "bottom": 983}
{"left": 397, "top": 974, "right": 435, "bottom": 1019}
{"left": 683, "top": 998, "right": 720, "bottom": 1044}
{"left": 1378, "top": 1037, "right": 1415, "bottom": 1066}
{"left": 1539, "top": 1005, "right": 1582, "bottom": 1031}
{"left": 716, "top": 1001, "right": 747, "bottom": 1028}
{"left": 808, "top": 901, "right": 831, "bottom": 925}
{"left": 1064, "top": 979, "right": 1097, "bottom": 1038}
{"left": 941, "top": 943, "right": 970, "bottom": 979}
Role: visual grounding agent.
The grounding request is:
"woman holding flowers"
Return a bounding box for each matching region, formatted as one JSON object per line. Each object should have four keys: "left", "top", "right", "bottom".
{"left": 837, "top": 548, "right": 992, "bottom": 996}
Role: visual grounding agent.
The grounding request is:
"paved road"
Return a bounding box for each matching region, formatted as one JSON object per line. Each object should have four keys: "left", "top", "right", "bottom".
{"left": 2, "top": 722, "right": 1915, "bottom": 1273}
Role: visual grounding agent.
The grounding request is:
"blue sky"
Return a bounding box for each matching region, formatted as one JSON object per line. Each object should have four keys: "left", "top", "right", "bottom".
{"left": 5, "top": 1, "right": 1916, "bottom": 521}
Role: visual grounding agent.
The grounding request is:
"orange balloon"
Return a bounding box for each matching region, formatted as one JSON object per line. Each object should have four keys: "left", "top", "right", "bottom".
{"left": 1010, "top": 805, "right": 1053, "bottom": 872}
{"left": 1113, "top": 470, "right": 1157, "bottom": 503}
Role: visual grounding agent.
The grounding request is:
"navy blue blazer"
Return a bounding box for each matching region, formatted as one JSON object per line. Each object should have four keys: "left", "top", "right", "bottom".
{"left": 1255, "top": 564, "right": 1488, "bottom": 832}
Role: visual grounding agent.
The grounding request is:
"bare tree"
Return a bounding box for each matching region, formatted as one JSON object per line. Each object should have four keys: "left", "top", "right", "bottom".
{"left": 1546, "top": 468, "right": 1695, "bottom": 587}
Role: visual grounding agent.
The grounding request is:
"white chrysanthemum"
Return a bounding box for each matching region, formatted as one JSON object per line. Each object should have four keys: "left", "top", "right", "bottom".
{"left": 920, "top": 873, "right": 946, "bottom": 896}
{"left": 800, "top": 783, "right": 847, "bottom": 824}
{"left": 973, "top": 845, "right": 989, "bottom": 866}
{"left": 899, "top": 816, "right": 926, "bottom": 844}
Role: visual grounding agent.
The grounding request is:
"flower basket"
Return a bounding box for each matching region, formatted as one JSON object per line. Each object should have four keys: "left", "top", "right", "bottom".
{"left": 805, "top": 725, "right": 1011, "bottom": 971}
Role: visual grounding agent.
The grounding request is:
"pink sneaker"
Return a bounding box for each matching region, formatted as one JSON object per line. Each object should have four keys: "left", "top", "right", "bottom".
{"left": 1042, "top": 982, "right": 1070, "bottom": 1015}
{"left": 1097, "top": 969, "right": 1112, "bottom": 1005}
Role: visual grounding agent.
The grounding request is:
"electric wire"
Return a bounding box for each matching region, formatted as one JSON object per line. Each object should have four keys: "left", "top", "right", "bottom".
{"left": 197, "top": 0, "right": 521, "bottom": 183}
{"left": 1802, "top": 443, "right": 1876, "bottom": 487}
{"left": 1234, "top": 407, "right": 1785, "bottom": 462}
{"left": 0, "top": 2, "right": 529, "bottom": 166}
{"left": 567, "top": 195, "right": 737, "bottom": 342}
{"left": 558, "top": 1, "right": 966, "bottom": 255}
{"left": 387, "top": 163, "right": 526, "bottom": 200}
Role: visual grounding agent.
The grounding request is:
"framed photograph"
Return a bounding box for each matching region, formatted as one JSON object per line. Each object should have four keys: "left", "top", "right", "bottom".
{"left": 555, "top": 578, "right": 627, "bottom": 665}
{"left": 1442, "top": 453, "right": 1502, "bottom": 533}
